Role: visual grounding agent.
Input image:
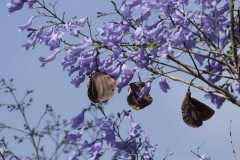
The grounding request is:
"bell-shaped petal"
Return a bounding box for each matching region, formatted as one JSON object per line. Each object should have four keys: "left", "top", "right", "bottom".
{"left": 7, "top": 0, "right": 25, "bottom": 14}
{"left": 96, "top": 118, "right": 115, "bottom": 143}
{"left": 70, "top": 109, "right": 87, "bottom": 129}
{"left": 135, "top": 82, "right": 151, "bottom": 100}
{"left": 117, "top": 64, "right": 135, "bottom": 93}
{"left": 65, "top": 127, "right": 85, "bottom": 143}
{"left": 204, "top": 92, "right": 225, "bottom": 109}
{"left": 39, "top": 49, "right": 58, "bottom": 67}
{"left": 159, "top": 76, "right": 170, "bottom": 93}
{"left": 18, "top": 16, "right": 34, "bottom": 32}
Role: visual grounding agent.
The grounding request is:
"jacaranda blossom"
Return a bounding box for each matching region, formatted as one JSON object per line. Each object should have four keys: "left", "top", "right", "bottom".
{"left": 18, "top": 16, "right": 34, "bottom": 32}
{"left": 70, "top": 109, "right": 87, "bottom": 129}
{"left": 204, "top": 92, "right": 225, "bottom": 109}
{"left": 7, "top": 0, "right": 25, "bottom": 14}
{"left": 159, "top": 76, "right": 170, "bottom": 93}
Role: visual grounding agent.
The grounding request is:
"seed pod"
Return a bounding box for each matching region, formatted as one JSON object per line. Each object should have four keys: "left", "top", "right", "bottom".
{"left": 181, "top": 90, "right": 215, "bottom": 128}
{"left": 88, "top": 71, "right": 116, "bottom": 103}
{"left": 127, "top": 82, "right": 153, "bottom": 110}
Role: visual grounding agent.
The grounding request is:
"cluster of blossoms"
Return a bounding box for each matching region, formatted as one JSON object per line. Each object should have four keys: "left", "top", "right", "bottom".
{"left": 0, "top": 79, "right": 157, "bottom": 160}
{"left": 66, "top": 108, "right": 157, "bottom": 160}
{"left": 7, "top": 0, "right": 240, "bottom": 109}
{"left": 4, "top": 0, "right": 234, "bottom": 158}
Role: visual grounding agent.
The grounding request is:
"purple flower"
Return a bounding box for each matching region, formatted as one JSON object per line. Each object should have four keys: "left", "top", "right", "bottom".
{"left": 27, "top": 0, "right": 36, "bottom": 8}
{"left": 128, "top": 115, "right": 141, "bottom": 137}
{"left": 135, "top": 81, "right": 151, "bottom": 100}
{"left": 67, "top": 17, "right": 87, "bottom": 36}
{"left": 70, "top": 109, "right": 87, "bottom": 129}
{"left": 145, "top": 22, "right": 164, "bottom": 41}
{"left": 39, "top": 49, "right": 59, "bottom": 67}
{"left": 99, "top": 61, "right": 122, "bottom": 80}
{"left": 205, "top": 61, "right": 223, "bottom": 83}
{"left": 215, "top": 2, "right": 229, "bottom": 17}
{"left": 127, "top": 0, "right": 141, "bottom": 9}
{"left": 18, "top": 16, "right": 34, "bottom": 32}
{"left": 62, "top": 37, "right": 93, "bottom": 71}
{"left": 132, "top": 27, "right": 144, "bottom": 44}
{"left": 77, "top": 51, "right": 96, "bottom": 66}
{"left": 97, "top": 118, "right": 115, "bottom": 144}
{"left": 143, "top": 133, "right": 157, "bottom": 159}
{"left": 136, "top": 9, "right": 151, "bottom": 23}
{"left": 111, "top": 139, "right": 139, "bottom": 158}
{"left": 66, "top": 127, "right": 85, "bottom": 143}
{"left": 82, "top": 139, "right": 103, "bottom": 160}
{"left": 66, "top": 134, "right": 81, "bottom": 143}
{"left": 159, "top": 76, "right": 170, "bottom": 93}
{"left": 71, "top": 75, "right": 86, "bottom": 88}
{"left": 195, "top": 0, "right": 219, "bottom": 10}
{"left": 143, "top": 151, "right": 153, "bottom": 160}
{"left": 204, "top": 92, "right": 225, "bottom": 109}
{"left": 44, "top": 30, "right": 63, "bottom": 51}
{"left": 97, "top": 22, "right": 129, "bottom": 45}
{"left": 117, "top": 64, "right": 136, "bottom": 93}
{"left": 7, "top": 0, "right": 25, "bottom": 14}
{"left": 112, "top": 45, "right": 123, "bottom": 60}
{"left": 194, "top": 54, "right": 205, "bottom": 66}
{"left": 235, "top": 83, "right": 240, "bottom": 94}
{"left": 22, "top": 29, "right": 43, "bottom": 50}
{"left": 121, "top": 3, "right": 132, "bottom": 20}
{"left": 62, "top": 48, "right": 86, "bottom": 70}
{"left": 156, "top": 43, "right": 172, "bottom": 59}
{"left": 129, "top": 48, "right": 149, "bottom": 68}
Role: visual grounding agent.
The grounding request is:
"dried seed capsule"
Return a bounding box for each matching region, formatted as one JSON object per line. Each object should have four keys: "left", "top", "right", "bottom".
{"left": 88, "top": 71, "right": 116, "bottom": 103}
{"left": 127, "top": 82, "right": 153, "bottom": 110}
{"left": 181, "top": 91, "right": 215, "bottom": 128}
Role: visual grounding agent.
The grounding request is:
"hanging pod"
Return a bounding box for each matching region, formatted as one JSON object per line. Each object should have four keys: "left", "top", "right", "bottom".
{"left": 88, "top": 71, "right": 116, "bottom": 103}
{"left": 127, "top": 82, "right": 153, "bottom": 110}
{"left": 181, "top": 90, "right": 215, "bottom": 128}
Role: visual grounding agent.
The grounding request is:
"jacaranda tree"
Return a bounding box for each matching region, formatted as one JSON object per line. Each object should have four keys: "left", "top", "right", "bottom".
{"left": 1, "top": 0, "right": 240, "bottom": 159}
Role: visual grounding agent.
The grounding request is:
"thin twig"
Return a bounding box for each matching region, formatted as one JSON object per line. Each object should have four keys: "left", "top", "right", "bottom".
{"left": 146, "top": 66, "right": 227, "bottom": 99}
{"left": 229, "top": 119, "right": 238, "bottom": 160}
{"left": 229, "top": 0, "right": 239, "bottom": 78}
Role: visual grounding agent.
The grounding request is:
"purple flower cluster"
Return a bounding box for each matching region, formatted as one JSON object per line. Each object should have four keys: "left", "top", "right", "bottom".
{"left": 67, "top": 109, "right": 157, "bottom": 159}
{"left": 7, "top": 0, "right": 36, "bottom": 14}
{"left": 7, "top": 0, "right": 239, "bottom": 107}
{"left": 22, "top": 17, "right": 86, "bottom": 51}
{"left": 204, "top": 92, "right": 225, "bottom": 109}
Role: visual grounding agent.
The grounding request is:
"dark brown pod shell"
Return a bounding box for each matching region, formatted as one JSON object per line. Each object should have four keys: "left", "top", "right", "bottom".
{"left": 127, "top": 82, "right": 153, "bottom": 110}
{"left": 88, "top": 71, "right": 116, "bottom": 103}
{"left": 181, "top": 91, "right": 215, "bottom": 128}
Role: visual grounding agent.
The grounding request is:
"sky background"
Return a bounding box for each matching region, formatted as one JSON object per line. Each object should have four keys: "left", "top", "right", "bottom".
{"left": 1, "top": 0, "right": 240, "bottom": 160}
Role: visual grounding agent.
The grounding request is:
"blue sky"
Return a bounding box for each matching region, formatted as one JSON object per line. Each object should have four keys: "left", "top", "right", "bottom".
{"left": 1, "top": 0, "right": 240, "bottom": 159}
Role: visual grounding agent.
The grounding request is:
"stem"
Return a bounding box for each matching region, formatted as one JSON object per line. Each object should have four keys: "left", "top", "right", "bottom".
{"left": 6, "top": 88, "right": 41, "bottom": 159}
{"left": 146, "top": 66, "right": 227, "bottom": 99}
{"left": 166, "top": 55, "right": 240, "bottom": 106}
{"left": 229, "top": 0, "right": 239, "bottom": 77}
{"left": 36, "top": 1, "right": 64, "bottom": 24}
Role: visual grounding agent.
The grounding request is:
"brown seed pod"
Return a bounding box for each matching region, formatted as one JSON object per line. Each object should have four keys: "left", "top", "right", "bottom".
{"left": 181, "top": 90, "right": 215, "bottom": 128}
{"left": 127, "top": 82, "right": 153, "bottom": 110}
{"left": 88, "top": 71, "right": 116, "bottom": 103}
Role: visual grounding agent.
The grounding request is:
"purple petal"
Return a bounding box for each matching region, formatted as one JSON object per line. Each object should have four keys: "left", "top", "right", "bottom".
{"left": 65, "top": 127, "right": 85, "bottom": 143}
{"left": 7, "top": 0, "right": 25, "bottom": 14}
{"left": 159, "top": 76, "right": 170, "bottom": 93}
{"left": 136, "top": 82, "right": 151, "bottom": 100}
{"left": 39, "top": 50, "right": 58, "bottom": 67}
{"left": 70, "top": 109, "right": 87, "bottom": 129}
{"left": 116, "top": 64, "right": 135, "bottom": 93}
{"left": 18, "top": 16, "right": 34, "bottom": 32}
